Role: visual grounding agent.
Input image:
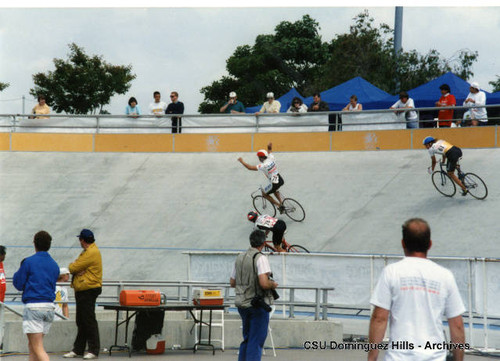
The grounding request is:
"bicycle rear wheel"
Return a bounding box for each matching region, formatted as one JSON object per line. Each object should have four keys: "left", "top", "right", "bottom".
{"left": 287, "top": 244, "right": 309, "bottom": 253}
{"left": 282, "top": 198, "right": 306, "bottom": 222}
{"left": 463, "top": 173, "right": 488, "bottom": 200}
{"left": 431, "top": 171, "right": 456, "bottom": 197}
{"left": 253, "top": 195, "right": 276, "bottom": 217}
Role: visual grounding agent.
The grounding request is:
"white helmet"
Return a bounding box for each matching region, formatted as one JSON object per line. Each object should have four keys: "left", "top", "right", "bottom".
{"left": 256, "top": 149, "right": 268, "bottom": 158}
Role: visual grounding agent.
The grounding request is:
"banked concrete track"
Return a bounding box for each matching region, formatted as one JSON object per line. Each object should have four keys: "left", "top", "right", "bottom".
{"left": 0, "top": 149, "right": 498, "bottom": 280}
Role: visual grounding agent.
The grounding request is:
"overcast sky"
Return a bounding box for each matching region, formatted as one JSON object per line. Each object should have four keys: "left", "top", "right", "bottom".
{"left": 0, "top": 3, "right": 499, "bottom": 115}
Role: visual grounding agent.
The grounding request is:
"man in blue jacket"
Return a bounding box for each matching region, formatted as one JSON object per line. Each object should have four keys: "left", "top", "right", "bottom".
{"left": 13, "top": 230, "right": 60, "bottom": 361}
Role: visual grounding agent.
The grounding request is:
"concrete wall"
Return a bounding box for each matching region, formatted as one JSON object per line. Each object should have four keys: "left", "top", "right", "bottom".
{"left": 3, "top": 313, "right": 342, "bottom": 353}
{"left": 1, "top": 126, "right": 498, "bottom": 152}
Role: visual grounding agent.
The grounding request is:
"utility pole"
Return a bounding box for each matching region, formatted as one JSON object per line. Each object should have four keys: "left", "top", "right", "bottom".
{"left": 394, "top": 6, "right": 403, "bottom": 94}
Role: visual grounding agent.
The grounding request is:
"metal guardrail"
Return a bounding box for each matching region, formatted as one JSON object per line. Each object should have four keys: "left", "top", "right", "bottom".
{"left": 0, "top": 104, "right": 499, "bottom": 133}
{"left": 3, "top": 280, "right": 334, "bottom": 321}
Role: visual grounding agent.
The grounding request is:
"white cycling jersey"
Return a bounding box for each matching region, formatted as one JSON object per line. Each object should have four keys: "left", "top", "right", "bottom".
{"left": 256, "top": 153, "right": 280, "bottom": 184}
{"left": 428, "top": 139, "right": 453, "bottom": 157}
{"left": 255, "top": 215, "right": 277, "bottom": 230}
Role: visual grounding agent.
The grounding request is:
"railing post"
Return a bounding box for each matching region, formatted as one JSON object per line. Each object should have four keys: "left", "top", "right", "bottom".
{"left": 255, "top": 114, "right": 260, "bottom": 133}
{"left": 315, "top": 288, "right": 320, "bottom": 321}
{"left": 289, "top": 288, "right": 295, "bottom": 318}
{"left": 96, "top": 116, "right": 100, "bottom": 134}
{"left": 322, "top": 289, "right": 328, "bottom": 320}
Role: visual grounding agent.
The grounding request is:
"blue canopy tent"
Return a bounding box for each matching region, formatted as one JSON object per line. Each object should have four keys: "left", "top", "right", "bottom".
{"left": 302, "top": 77, "right": 391, "bottom": 111}
{"left": 245, "top": 87, "right": 305, "bottom": 113}
{"left": 487, "top": 91, "right": 500, "bottom": 105}
{"left": 363, "top": 72, "right": 493, "bottom": 110}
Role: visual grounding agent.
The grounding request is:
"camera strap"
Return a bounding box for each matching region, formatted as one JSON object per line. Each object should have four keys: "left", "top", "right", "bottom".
{"left": 252, "top": 252, "right": 263, "bottom": 297}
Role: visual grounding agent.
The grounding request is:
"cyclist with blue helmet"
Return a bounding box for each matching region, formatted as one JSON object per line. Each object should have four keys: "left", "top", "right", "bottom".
{"left": 423, "top": 136, "right": 468, "bottom": 195}
{"left": 238, "top": 142, "right": 285, "bottom": 212}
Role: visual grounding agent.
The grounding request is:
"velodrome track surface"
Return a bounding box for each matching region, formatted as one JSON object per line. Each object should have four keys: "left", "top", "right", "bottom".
{"left": 0, "top": 149, "right": 498, "bottom": 280}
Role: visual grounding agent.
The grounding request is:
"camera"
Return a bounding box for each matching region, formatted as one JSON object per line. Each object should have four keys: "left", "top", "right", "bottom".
{"left": 251, "top": 296, "right": 272, "bottom": 312}
{"left": 271, "top": 289, "right": 280, "bottom": 300}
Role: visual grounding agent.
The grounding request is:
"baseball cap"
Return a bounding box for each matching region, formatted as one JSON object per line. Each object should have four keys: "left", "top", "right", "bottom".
{"left": 266, "top": 92, "right": 274, "bottom": 99}
{"left": 59, "top": 267, "right": 70, "bottom": 275}
{"left": 76, "top": 229, "right": 94, "bottom": 239}
{"left": 229, "top": 91, "right": 237, "bottom": 98}
{"left": 470, "top": 82, "right": 480, "bottom": 90}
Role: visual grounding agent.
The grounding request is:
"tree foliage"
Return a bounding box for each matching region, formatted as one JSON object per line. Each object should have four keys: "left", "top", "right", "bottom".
{"left": 30, "top": 43, "right": 136, "bottom": 114}
{"left": 199, "top": 11, "right": 479, "bottom": 113}
{"left": 199, "top": 15, "right": 329, "bottom": 113}
{"left": 489, "top": 76, "right": 500, "bottom": 92}
{"left": 0, "top": 82, "right": 9, "bottom": 92}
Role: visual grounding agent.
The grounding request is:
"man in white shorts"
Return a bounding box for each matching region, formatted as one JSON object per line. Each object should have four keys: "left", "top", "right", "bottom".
{"left": 13, "top": 231, "right": 60, "bottom": 361}
{"left": 368, "top": 218, "right": 466, "bottom": 361}
{"left": 238, "top": 142, "right": 285, "bottom": 212}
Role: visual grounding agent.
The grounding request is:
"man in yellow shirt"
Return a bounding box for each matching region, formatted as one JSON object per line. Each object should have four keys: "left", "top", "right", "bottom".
{"left": 30, "top": 95, "right": 51, "bottom": 119}
{"left": 63, "top": 229, "right": 102, "bottom": 360}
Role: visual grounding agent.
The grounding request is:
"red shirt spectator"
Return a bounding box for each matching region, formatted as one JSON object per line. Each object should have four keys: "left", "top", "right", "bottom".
{"left": 436, "top": 84, "right": 456, "bottom": 127}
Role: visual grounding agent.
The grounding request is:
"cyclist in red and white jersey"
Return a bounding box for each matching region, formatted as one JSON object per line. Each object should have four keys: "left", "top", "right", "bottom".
{"left": 238, "top": 142, "right": 285, "bottom": 212}
{"left": 247, "top": 211, "right": 287, "bottom": 252}
{"left": 423, "top": 136, "right": 467, "bottom": 195}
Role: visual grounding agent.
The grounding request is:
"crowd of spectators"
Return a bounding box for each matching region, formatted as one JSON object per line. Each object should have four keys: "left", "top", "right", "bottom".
{"left": 27, "top": 79, "right": 491, "bottom": 130}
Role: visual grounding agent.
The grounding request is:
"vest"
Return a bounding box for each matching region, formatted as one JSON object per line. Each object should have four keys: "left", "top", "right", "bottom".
{"left": 234, "top": 247, "right": 273, "bottom": 308}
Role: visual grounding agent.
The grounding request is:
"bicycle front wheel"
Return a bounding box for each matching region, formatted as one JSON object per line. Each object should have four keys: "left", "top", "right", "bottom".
{"left": 288, "top": 244, "right": 310, "bottom": 253}
{"left": 282, "top": 198, "right": 306, "bottom": 222}
{"left": 431, "top": 171, "right": 456, "bottom": 197}
{"left": 253, "top": 195, "right": 276, "bottom": 217}
{"left": 463, "top": 173, "right": 488, "bottom": 200}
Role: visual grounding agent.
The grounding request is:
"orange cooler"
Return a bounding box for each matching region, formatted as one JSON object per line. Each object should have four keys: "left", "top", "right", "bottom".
{"left": 119, "top": 290, "right": 161, "bottom": 306}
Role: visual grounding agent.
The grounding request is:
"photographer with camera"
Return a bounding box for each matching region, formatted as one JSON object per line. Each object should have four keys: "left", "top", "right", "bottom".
{"left": 230, "top": 230, "right": 278, "bottom": 361}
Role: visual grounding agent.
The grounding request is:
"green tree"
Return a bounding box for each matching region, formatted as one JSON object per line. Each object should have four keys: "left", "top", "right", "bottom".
{"left": 30, "top": 43, "right": 136, "bottom": 114}
{"left": 318, "top": 10, "right": 478, "bottom": 93}
{"left": 0, "top": 82, "right": 9, "bottom": 92}
{"left": 489, "top": 76, "right": 500, "bottom": 92}
{"left": 199, "top": 15, "right": 329, "bottom": 113}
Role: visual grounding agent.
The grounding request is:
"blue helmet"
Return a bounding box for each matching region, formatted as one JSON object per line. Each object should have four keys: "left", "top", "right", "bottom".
{"left": 423, "top": 136, "right": 435, "bottom": 145}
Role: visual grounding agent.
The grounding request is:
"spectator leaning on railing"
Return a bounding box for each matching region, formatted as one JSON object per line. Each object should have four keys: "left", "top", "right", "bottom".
{"left": 435, "top": 84, "right": 456, "bottom": 128}
{"left": 220, "top": 91, "right": 246, "bottom": 114}
{"left": 286, "top": 97, "right": 308, "bottom": 113}
{"left": 463, "top": 82, "right": 487, "bottom": 126}
{"left": 308, "top": 92, "right": 329, "bottom": 112}
{"left": 149, "top": 91, "right": 167, "bottom": 116}
{"left": 125, "top": 97, "right": 141, "bottom": 117}
{"left": 256, "top": 92, "right": 281, "bottom": 114}
{"left": 342, "top": 95, "right": 362, "bottom": 111}
{"left": 390, "top": 91, "right": 419, "bottom": 129}
{"left": 29, "top": 95, "right": 51, "bottom": 119}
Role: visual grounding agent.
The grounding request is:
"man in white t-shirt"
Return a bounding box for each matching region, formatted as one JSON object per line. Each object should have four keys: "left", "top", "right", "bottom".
{"left": 148, "top": 91, "right": 167, "bottom": 116}
{"left": 237, "top": 142, "right": 285, "bottom": 212}
{"left": 368, "top": 218, "right": 466, "bottom": 361}
{"left": 390, "top": 91, "right": 419, "bottom": 129}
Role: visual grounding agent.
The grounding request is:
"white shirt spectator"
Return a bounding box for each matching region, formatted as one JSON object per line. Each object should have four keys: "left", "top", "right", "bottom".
{"left": 371, "top": 257, "right": 465, "bottom": 361}
{"left": 391, "top": 98, "right": 417, "bottom": 120}
{"left": 149, "top": 101, "right": 167, "bottom": 115}
{"left": 463, "top": 91, "right": 487, "bottom": 121}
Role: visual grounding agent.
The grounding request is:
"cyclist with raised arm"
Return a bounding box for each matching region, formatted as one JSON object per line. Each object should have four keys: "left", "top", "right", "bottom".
{"left": 423, "top": 136, "right": 468, "bottom": 196}
{"left": 238, "top": 142, "right": 285, "bottom": 212}
{"left": 247, "top": 211, "right": 287, "bottom": 252}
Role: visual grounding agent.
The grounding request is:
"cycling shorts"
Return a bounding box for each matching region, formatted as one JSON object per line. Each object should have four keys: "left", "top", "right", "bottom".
{"left": 266, "top": 174, "right": 284, "bottom": 195}
{"left": 271, "top": 220, "right": 286, "bottom": 247}
{"left": 446, "top": 146, "right": 462, "bottom": 172}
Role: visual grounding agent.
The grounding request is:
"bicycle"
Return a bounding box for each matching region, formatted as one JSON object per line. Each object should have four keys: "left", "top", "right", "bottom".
{"left": 263, "top": 238, "right": 309, "bottom": 254}
{"left": 431, "top": 161, "right": 488, "bottom": 200}
{"left": 251, "top": 188, "right": 306, "bottom": 222}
